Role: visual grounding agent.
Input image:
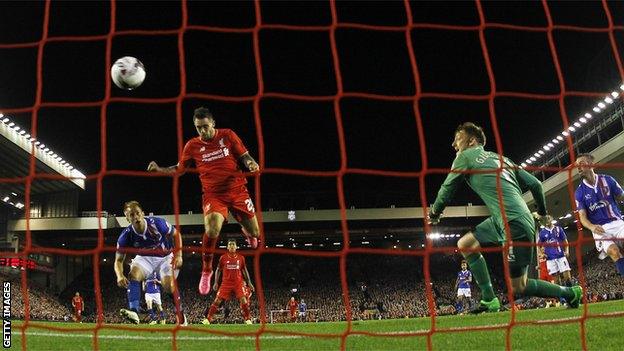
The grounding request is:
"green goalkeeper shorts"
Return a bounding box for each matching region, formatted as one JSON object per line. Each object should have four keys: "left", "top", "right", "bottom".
{"left": 474, "top": 212, "right": 536, "bottom": 276}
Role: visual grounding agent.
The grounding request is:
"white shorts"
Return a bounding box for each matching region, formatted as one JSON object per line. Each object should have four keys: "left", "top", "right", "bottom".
{"left": 457, "top": 288, "right": 471, "bottom": 297}
{"left": 131, "top": 253, "right": 179, "bottom": 280}
{"left": 546, "top": 256, "right": 571, "bottom": 275}
{"left": 592, "top": 219, "right": 624, "bottom": 260}
{"left": 145, "top": 293, "right": 162, "bottom": 306}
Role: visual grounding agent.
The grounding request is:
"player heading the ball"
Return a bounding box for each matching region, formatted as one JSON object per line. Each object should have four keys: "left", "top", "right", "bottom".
{"left": 147, "top": 107, "right": 261, "bottom": 295}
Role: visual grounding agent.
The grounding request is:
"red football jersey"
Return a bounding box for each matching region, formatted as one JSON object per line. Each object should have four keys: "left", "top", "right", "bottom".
{"left": 289, "top": 300, "right": 298, "bottom": 311}
{"left": 72, "top": 296, "right": 83, "bottom": 309}
{"left": 179, "top": 129, "right": 248, "bottom": 194}
{"left": 219, "top": 253, "right": 246, "bottom": 285}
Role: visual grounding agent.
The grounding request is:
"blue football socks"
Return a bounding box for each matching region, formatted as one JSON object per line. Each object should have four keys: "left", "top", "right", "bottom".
{"left": 615, "top": 257, "right": 624, "bottom": 277}
{"left": 128, "top": 280, "right": 141, "bottom": 312}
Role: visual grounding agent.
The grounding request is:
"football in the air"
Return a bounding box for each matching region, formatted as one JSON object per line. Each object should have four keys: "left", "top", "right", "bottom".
{"left": 110, "top": 56, "right": 146, "bottom": 90}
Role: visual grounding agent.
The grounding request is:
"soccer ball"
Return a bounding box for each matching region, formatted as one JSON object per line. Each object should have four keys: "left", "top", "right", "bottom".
{"left": 110, "top": 56, "right": 146, "bottom": 90}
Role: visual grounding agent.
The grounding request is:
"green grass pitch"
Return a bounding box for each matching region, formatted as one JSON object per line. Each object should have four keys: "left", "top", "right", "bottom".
{"left": 9, "top": 300, "right": 624, "bottom": 350}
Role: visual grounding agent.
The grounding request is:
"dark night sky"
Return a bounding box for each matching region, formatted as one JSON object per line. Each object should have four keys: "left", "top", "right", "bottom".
{"left": 1, "top": 1, "right": 623, "bottom": 215}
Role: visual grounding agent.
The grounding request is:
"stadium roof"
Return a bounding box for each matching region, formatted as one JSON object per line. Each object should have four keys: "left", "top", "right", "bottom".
{"left": 0, "top": 115, "right": 85, "bottom": 206}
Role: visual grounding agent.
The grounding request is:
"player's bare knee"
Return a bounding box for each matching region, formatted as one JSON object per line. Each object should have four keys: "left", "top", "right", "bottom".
{"left": 159, "top": 277, "right": 173, "bottom": 293}
{"left": 128, "top": 267, "right": 144, "bottom": 281}
{"left": 511, "top": 275, "right": 527, "bottom": 294}
{"left": 204, "top": 214, "right": 225, "bottom": 235}
{"left": 205, "top": 219, "right": 222, "bottom": 237}
{"left": 606, "top": 244, "right": 622, "bottom": 261}
{"left": 246, "top": 225, "right": 259, "bottom": 237}
{"left": 457, "top": 237, "right": 467, "bottom": 250}
{"left": 205, "top": 226, "right": 221, "bottom": 238}
{"left": 243, "top": 219, "right": 260, "bottom": 236}
{"left": 457, "top": 232, "right": 477, "bottom": 252}
{"left": 512, "top": 282, "right": 526, "bottom": 294}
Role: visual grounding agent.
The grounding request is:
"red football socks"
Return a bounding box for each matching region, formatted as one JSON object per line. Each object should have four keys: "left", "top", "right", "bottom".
{"left": 201, "top": 235, "right": 218, "bottom": 272}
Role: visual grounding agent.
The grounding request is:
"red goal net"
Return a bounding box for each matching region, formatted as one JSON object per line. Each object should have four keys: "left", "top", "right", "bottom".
{"left": 1, "top": 1, "right": 623, "bottom": 350}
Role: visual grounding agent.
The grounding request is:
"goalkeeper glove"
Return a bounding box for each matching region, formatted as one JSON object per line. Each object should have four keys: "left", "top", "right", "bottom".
{"left": 427, "top": 209, "right": 441, "bottom": 225}
{"left": 532, "top": 211, "right": 549, "bottom": 226}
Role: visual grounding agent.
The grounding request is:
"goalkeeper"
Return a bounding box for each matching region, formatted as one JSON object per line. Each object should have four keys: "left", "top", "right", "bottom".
{"left": 428, "top": 122, "right": 582, "bottom": 313}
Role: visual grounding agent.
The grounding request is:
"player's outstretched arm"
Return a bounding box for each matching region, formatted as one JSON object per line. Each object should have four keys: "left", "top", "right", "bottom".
{"left": 114, "top": 252, "right": 129, "bottom": 288}
{"left": 430, "top": 153, "right": 468, "bottom": 221}
{"left": 560, "top": 227, "right": 570, "bottom": 256}
{"left": 147, "top": 160, "right": 190, "bottom": 175}
{"left": 239, "top": 152, "right": 259, "bottom": 172}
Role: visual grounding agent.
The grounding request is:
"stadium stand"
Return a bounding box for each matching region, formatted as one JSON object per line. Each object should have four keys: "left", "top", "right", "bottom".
{"left": 7, "top": 253, "right": 622, "bottom": 324}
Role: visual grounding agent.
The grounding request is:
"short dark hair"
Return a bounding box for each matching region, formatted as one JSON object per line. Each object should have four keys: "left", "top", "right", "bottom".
{"left": 576, "top": 153, "right": 594, "bottom": 162}
{"left": 193, "top": 107, "right": 214, "bottom": 120}
{"left": 456, "top": 122, "right": 486, "bottom": 146}
{"left": 123, "top": 200, "right": 142, "bottom": 212}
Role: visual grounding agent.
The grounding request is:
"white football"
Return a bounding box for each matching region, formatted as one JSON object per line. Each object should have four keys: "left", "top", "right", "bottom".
{"left": 111, "top": 56, "right": 146, "bottom": 90}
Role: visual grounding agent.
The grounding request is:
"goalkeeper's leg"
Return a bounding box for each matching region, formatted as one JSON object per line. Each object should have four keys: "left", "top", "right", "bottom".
{"left": 510, "top": 216, "right": 581, "bottom": 308}
{"left": 512, "top": 267, "right": 581, "bottom": 308}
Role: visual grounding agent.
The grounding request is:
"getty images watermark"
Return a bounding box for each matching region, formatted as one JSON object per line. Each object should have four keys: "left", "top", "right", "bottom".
{"left": 3, "top": 281, "right": 10, "bottom": 348}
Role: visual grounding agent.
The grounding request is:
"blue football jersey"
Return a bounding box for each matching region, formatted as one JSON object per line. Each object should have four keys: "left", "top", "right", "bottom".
{"left": 116, "top": 216, "right": 175, "bottom": 257}
{"left": 575, "top": 174, "right": 623, "bottom": 225}
{"left": 457, "top": 270, "right": 471, "bottom": 289}
{"left": 538, "top": 226, "right": 567, "bottom": 260}
{"left": 145, "top": 273, "right": 162, "bottom": 294}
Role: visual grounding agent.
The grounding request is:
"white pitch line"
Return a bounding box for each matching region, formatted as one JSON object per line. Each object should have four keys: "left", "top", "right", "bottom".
{"left": 15, "top": 311, "right": 624, "bottom": 342}
{"left": 16, "top": 330, "right": 419, "bottom": 341}
{"left": 17, "top": 332, "right": 302, "bottom": 341}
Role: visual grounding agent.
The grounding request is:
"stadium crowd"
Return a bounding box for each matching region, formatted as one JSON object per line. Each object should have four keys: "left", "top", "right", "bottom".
{"left": 1, "top": 274, "right": 70, "bottom": 321}
{"left": 6, "top": 251, "right": 624, "bottom": 323}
